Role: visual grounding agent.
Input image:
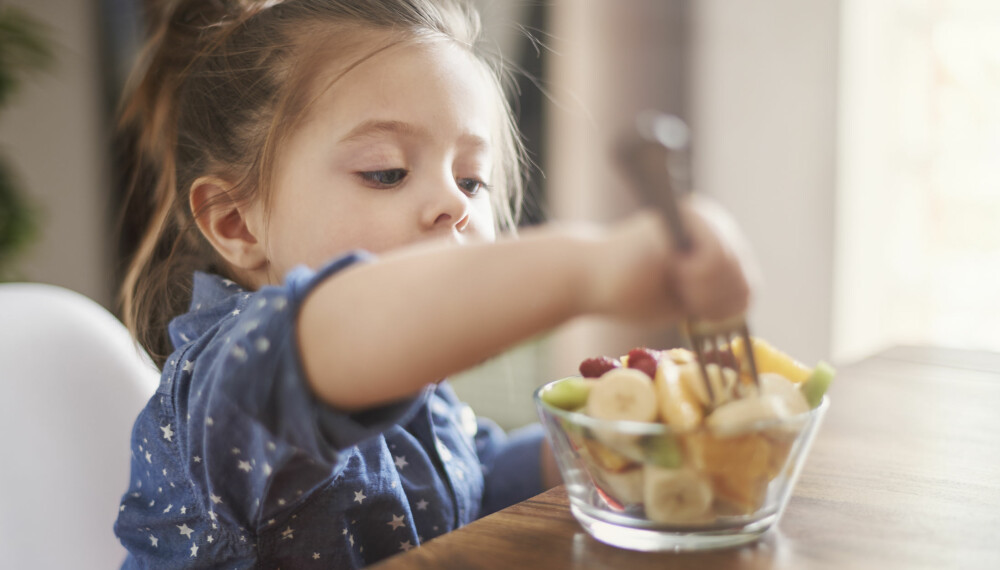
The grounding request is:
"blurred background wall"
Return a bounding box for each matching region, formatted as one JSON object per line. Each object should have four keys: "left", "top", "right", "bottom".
{"left": 0, "top": 0, "right": 112, "bottom": 307}
{"left": 2, "top": 0, "right": 997, "bottom": 429}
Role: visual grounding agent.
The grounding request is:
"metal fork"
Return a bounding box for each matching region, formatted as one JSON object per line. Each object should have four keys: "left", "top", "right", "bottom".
{"left": 614, "top": 111, "right": 760, "bottom": 406}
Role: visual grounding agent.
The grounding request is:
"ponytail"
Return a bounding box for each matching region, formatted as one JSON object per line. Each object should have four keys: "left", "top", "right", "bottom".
{"left": 118, "top": 0, "right": 238, "bottom": 366}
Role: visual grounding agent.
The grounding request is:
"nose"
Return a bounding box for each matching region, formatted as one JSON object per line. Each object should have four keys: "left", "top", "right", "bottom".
{"left": 421, "top": 177, "right": 471, "bottom": 233}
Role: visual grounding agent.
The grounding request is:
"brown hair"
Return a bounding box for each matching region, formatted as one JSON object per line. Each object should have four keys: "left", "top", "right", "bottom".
{"left": 118, "top": 0, "right": 526, "bottom": 367}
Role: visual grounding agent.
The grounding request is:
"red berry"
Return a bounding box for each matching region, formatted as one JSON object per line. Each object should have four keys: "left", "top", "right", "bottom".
{"left": 701, "top": 348, "right": 739, "bottom": 370}
{"left": 627, "top": 347, "right": 660, "bottom": 363}
{"left": 627, "top": 356, "right": 658, "bottom": 379}
{"left": 579, "top": 356, "right": 621, "bottom": 378}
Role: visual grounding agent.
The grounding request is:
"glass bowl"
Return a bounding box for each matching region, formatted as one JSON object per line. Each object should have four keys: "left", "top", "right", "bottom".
{"left": 534, "top": 378, "right": 828, "bottom": 552}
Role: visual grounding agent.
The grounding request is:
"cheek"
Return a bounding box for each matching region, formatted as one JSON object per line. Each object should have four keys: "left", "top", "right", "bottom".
{"left": 469, "top": 199, "right": 497, "bottom": 242}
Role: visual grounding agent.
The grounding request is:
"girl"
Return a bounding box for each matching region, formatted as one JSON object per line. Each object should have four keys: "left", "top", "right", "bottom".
{"left": 114, "top": 0, "right": 754, "bottom": 567}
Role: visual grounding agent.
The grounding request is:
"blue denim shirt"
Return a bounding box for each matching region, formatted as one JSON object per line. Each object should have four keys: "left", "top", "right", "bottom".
{"left": 114, "top": 252, "right": 544, "bottom": 568}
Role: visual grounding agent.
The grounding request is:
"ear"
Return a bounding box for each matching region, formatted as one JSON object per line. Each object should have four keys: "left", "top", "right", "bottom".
{"left": 189, "top": 177, "right": 268, "bottom": 271}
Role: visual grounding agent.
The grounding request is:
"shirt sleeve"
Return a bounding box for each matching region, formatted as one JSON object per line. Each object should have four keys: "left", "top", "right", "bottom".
{"left": 474, "top": 418, "right": 546, "bottom": 517}
{"left": 180, "top": 252, "right": 428, "bottom": 529}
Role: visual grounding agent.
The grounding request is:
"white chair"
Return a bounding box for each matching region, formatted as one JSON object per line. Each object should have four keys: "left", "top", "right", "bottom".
{"left": 0, "top": 283, "right": 159, "bottom": 568}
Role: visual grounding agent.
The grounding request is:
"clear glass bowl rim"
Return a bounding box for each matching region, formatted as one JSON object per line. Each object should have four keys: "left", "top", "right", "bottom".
{"left": 534, "top": 376, "right": 830, "bottom": 436}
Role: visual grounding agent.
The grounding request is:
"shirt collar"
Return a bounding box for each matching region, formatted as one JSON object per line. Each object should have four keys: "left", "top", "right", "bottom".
{"left": 167, "top": 272, "right": 248, "bottom": 349}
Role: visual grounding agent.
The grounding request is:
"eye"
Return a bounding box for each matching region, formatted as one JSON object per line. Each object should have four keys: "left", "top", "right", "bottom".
{"left": 358, "top": 169, "right": 408, "bottom": 188}
{"left": 456, "top": 178, "right": 491, "bottom": 196}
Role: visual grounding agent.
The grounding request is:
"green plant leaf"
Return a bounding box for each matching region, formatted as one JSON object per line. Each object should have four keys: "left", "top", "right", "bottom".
{"left": 0, "top": 7, "right": 55, "bottom": 108}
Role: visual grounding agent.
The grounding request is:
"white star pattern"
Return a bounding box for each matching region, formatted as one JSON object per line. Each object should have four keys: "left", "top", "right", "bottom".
{"left": 180, "top": 506, "right": 187, "bottom": 514}
{"left": 210, "top": 494, "right": 222, "bottom": 505}
{"left": 387, "top": 514, "right": 406, "bottom": 531}
{"left": 120, "top": 504, "right": 125, "bottom": 512}
{"left": 281, "top": 526, "right": 294, "bottom": 540}
{"left": 436, "top": 439, "right": 453, "bottom": 462}
{"left": 354, "top": 490, "right": 366, "bottom": 504}
{"left": 193, "top": 456, "right": 202, "bottom": 463}
{"left": 207, "top": 535, "right": 214, "bottom": 543}
{"left": 416, "top": 499, "right": 429, "bottom": 511}
{"left": 232, "top": 345, "right": 247, "bottom": 361}
{"left": 190, "top": 543, "right": 198, "bottom": 557}
{"left": 231, "top": 308, "right": 241, "bottom": 316}
{"left": 263, "top": 463, "right": 273, "bottom": 476}
{"left": 149, "top": 534, "right": 158, "bottom": 547}
{"left": 255, "top": 337, "right": 270, "bottom": 352}
{"left": 162, "top": 504, "right": 172, "bottom": 514}
{"left": 394, "top": 455, "right": 408, "bottom": 470}
{"left": 182, "top": 360, "right": 193, "bottom": 373}
{"left": 205, "top": 417, "right": 214, "bottom": 427}
{"left": 349, "top": 534, "right": 355, "bottom": 546}
{"left": 231, "top": 447, "right": 241, "bottom": 455}
{"left": 274, "top": 297, "right": 287, "bottom": 310}
{"left": 313, "top": 553, "right": 320, "bottom": 560}
{"left": 400, "top": 540, "right": 414, "bottom": 552}
{"left": 238, "top": 460, "right": 252, "bottom": 473}
{"left": 160, "top": 424, "right": 174, "bottom": 441}
{"left": 145, "top": 451, "right": 152, "bottom": 463}
{"left": 177, "top": 524, "right": 194, "bottom": 538}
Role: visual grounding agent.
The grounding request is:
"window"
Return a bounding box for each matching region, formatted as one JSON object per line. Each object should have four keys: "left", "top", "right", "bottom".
{"left": 835, "top": 0, "right": 1000, "bottom": 360}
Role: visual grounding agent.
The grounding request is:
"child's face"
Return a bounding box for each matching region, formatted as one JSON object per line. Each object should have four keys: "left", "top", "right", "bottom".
{"left": 256, "top": 37, "right": 499, "bottom": 282}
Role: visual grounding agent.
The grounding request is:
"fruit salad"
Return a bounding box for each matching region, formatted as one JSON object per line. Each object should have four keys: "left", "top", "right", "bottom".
{"left": 538, "top": 338, "right": 833, "bottom": 525}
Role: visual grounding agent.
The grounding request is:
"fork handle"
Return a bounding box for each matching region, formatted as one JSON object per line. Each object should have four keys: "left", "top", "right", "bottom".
{"left": 614, "top": 117, "right": 693, "bottom": 254}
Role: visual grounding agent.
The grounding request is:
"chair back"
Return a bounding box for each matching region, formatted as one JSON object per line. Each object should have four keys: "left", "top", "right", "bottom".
{"left": 0, "top": 283, "right": 159, "bottom": 568}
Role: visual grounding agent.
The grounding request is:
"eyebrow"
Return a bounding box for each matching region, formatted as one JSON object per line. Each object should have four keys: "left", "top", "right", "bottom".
{"left": 338, "top": 119, "right": 491, "bottom": 151}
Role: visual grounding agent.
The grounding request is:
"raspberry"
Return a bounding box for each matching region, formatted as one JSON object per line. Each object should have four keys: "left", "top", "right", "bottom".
{"left": 579, "top": 356, "right": 621, "bottom": 378}
{"left": 627, "top": 356, "right": 658, "bottom": 379}
{"left": 627, "top": 347, "right": 660, "bottom": 363}
{"left": 700, "top": 349, "right": 739, "bottom": 370}
{"left": 626, "top": 347, "right": 660, "bottom": 379}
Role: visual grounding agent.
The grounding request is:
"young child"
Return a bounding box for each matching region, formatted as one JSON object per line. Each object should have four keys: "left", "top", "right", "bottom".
{"left": 113, "top": 0, "right": 754, "bottom": 567}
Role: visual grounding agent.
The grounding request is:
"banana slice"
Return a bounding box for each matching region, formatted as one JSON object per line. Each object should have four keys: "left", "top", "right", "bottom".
{"left": 705, "top": 394, "right": 792, "bottom": 436}
{"left": 654, "top": 357, "right": 703, "bottom": 431}
{"left": 759, "top": 372, "right": 810, "bottom": 415}
{"left": 643, "top": 466, "right": 713, "bottom": 524}
{"left": 664, "top": 348, "right": 695, "bottom": 365}
{"left": 679, "top": 362, "right": 739, "bottom": 408}
{"left": 586, "top": 368, "right": 659, "bottom": 423}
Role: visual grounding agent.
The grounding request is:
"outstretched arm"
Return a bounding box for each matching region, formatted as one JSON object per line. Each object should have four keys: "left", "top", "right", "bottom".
{"left": 298, "top": 201, "right": 751, "bottom": 412}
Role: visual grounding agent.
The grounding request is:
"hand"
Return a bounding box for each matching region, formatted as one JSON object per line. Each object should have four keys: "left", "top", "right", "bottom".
{"left": 673, "top": 195, "right": 758, "bottom": 321}
{"left": 587, "top": 196, "right": 757, "bottom": 323}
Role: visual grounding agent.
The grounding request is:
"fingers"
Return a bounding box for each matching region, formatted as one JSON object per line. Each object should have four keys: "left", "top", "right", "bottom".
{"left": 674, "top": 196, "right": 756, "bottom": 320}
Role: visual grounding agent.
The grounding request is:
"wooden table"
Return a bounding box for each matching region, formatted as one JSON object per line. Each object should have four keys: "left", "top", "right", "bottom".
{"left": 372, "top": 346, "right": 1000, "bottom": 569}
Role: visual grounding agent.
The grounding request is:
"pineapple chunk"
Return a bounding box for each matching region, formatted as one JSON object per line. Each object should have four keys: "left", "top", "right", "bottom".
{"left": 732, "top": 337, "right": 811, "bottom": 384}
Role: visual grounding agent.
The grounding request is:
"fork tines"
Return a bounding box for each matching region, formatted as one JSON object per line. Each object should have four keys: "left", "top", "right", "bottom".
{"left": 685, "top": 316, "right": 761, "bottom": 406}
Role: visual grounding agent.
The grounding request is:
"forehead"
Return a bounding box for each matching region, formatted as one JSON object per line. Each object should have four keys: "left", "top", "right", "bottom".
{"left": 298, "top": 34, "right": 499, "bottom": 146}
